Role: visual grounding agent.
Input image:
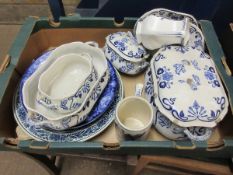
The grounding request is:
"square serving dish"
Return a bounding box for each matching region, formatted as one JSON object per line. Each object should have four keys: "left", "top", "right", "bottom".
{"left": 0, "top": 15, "right": 233, "bottom": 158}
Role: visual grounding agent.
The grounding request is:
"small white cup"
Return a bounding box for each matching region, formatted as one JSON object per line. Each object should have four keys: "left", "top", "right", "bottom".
{"left": 115, "top": 85, "right": 153, "bottom": 140}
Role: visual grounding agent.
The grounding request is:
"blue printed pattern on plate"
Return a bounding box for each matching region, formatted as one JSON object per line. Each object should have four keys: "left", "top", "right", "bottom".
{"left": 153, "top": 46, "right": 227, "bottom": 124}
{"left": 21, "top": 51, "right": 118, "bottom": 129}
{"left": 144, "top": 68, "right": 210, "bottom": 140}
{"left": 14, "top": 51, "right": 123, "bottom": 142}
{"left": 14, "top": 85, "right": 121, "bottom": 142}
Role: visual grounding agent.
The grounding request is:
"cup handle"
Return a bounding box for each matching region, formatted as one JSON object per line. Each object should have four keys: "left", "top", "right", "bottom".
{"left": 85, "top": 41, "right": 99, "bottom": 48}
{"left": 135, "top": 83, "right": 144, "bottom": 97}
{"left": 183, "top": 128, "right": 212, "bottom": 141}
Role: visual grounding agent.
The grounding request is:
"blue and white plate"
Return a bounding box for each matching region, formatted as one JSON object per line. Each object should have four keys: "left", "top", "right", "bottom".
{"left": 13, "top": 51, "right": 123, "bottom": 142}
{"left": 13, "top": 84, "right": 122, "bottom": 142}
{"left": 21, "top": 50, "right": 119, "bottom": 130}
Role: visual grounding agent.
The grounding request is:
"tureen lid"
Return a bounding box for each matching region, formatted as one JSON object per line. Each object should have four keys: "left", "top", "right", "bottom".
{"left": 151, "top": 46, "right": 229, "bottom": 127}
{"left": 106, "top": 31, "right": 149, "bottom": 62}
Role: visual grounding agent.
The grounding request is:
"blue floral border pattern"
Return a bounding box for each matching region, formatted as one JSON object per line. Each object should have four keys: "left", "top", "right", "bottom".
{"left": 21, "top": 50, "right": 119, "bottom": 130}
{"left": 139, "top": 9, "right": 198, "bottom": 26}
{"left": 108, "top": 32, "right": 147, "bottom": 59}
{"left": 14, "top": 51, "right": 122, "bottom": 141}
{"left": 145, "top": 68, "right": 212, "bottom": 141}
{"left": 159, "top": 96, "right": 226, "bottom": 122}
{"left": 188, "top": 25, "right": 204, "bottom": 50}
{"left": 156, "top": 66, "right": 173, "bottom": 89}
{"left": 204, "top": 65, "right": 220, "bottom": 88}
{"left": 37, "top": 68, "right": 98, "bottom": 112}
{"left": 14, "top": 85, "right": 121, "bottom": 142}
{"left": 106, "top": 46, "right": 147, "bottom": 74}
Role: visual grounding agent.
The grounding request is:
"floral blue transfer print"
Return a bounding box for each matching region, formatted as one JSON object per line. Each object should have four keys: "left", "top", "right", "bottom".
{"left": 187, "top": 100, "right": 208, "bottom": 120}
{"left": 175, "top": 46, "right": 189, "bottom": 54}
{"left": 109, "top": 32, "right": 147, "bottom": 59}
{"left": 173, "top": 63, "right": 186, "bottom": 75}
{"left": 159, "top": 96, "right": 225, "bottom": 122}
{"left": 204, "top": 65, "right": 220, "bottom": 88}
{"left": 191, "top": 60, "right": 201, "bottom": 70}
{"left": 145, "top": 70, "right": 154, "bottom": 96}
{"left": 113, "top": 40, "right": 127, "bottom": 52}
{"left": 156, "top": 66, "right": 173, "bottom": 88}
{"left": 160, "top": 45, "right": 172, "bottom": 52}
{"left": 154, "top": 53, "right": 166, "bottom": 61}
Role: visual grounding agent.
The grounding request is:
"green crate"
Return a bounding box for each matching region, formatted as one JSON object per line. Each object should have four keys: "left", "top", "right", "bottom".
{"left": 0, "top": 15, "right": 233, "bottom": 158}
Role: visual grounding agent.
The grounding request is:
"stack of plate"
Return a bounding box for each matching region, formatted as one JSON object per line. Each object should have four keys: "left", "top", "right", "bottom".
{"left": 13, "top": 42, "right": 124, "bottom": 142}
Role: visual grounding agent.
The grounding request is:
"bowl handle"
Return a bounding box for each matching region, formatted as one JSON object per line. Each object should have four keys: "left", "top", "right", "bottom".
{"left": 183, "top": 128, "right": 212, "bottom": 141}
{"left": 85, "top": 41, "right": 99, "bottom": 48}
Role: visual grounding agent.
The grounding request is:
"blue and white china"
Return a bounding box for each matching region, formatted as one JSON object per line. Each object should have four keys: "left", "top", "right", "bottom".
{"left": 115, "top": 84, "right": 153, "bottom": 140}
{"left": 135, "top": 16, "right": 190, "bottom": 50}
{"left": 22, "top": 42, "right": 109, "bottom": 130}
{"left": 144, "top": 68, "right": 213, "bottom": 141}
{"left": 37, "top": 53, "right": 98, "bottom": 114}
{"left": 134, "top": 8, "right": 201, "bottom": 50}
{"left": 13, "top": 72, "right": 123, "bottom": 142}
{"left": 59, "top": 60, "right": 119, "bottom": 131}
{"left": 186, "top": 24, "right": 205, "bottom": 50}
{"left": 151, "top": 46, "right": 229, "bottom": 128}
{"left": 134, "top": 8, "right": 198, "bottom": 35}
{"left": 104, "top": 31, "right": 149, "bottom": 75}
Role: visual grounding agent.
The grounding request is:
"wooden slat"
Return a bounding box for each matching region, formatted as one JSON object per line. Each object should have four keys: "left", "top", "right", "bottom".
{"left": 133, "top": 155, "right": 232, "bottom": 175}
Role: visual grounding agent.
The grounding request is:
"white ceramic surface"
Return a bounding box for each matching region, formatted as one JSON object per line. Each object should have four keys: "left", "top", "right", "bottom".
{"left": 22, "top": 42, "right": 108, "bottom": 125}
{"left": 150, "top": 46, "right": 229, "bottom": 128}
{"left": 134, "top": 8, "right": 199, "bottom": 50}
{"left": 115, "top": 96, "right": 153, "bottom": 140}
{"left": 136, "top": 17, "right": 190, "bottom": 50}
{"left": 37, "top": 53, "right": 97, "bottom": 113}
{"left": 134, "top": 8, "right": 198, "bottom": 34}
{"left": 144, "top": 68, "right": 213, "bottom": 141}
{"left": 105, "top": 32, "right": 149, "bottom": 75}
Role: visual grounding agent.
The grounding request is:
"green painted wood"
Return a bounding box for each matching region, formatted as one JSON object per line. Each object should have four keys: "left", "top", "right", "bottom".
{"left": 0, "top": 64, "right": 15, "bottom": 104}
{"left": 200, "top": 20, "right": 233, "bottom": 116}
{"left": 32, "top": 16, "right": 136, "bottom": 33}
{"left": 0, "top": 17, "right": 37, "bottom": 104}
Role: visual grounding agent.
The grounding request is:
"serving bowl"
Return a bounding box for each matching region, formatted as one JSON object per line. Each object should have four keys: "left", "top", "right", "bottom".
{"left": 144, "top": 68, "right": 213, "bottom": 141}
{"left": 37, "top": 53, "right": 97, "bottom": 113}
{"left": 135, "top": 16, "right": 190, "bottom": 50}
{"left": 134, "top": 8, "right": 198, "bottom": 35}
{"left": 22, "top": 42, "right": 109, "bottom": 129}
{"left": 150, "top": 46, "right": 229, "bottom": 128}
{"left": 104, "top": 31, "right": 149, "bottom": 75}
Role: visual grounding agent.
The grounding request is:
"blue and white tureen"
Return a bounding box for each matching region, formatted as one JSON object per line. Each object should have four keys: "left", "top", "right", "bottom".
{"left": 104, "top": 31, "right": 149, "bottom": 75}
{"left": 145, "top": 46, "right": 229, "bottom": 141}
